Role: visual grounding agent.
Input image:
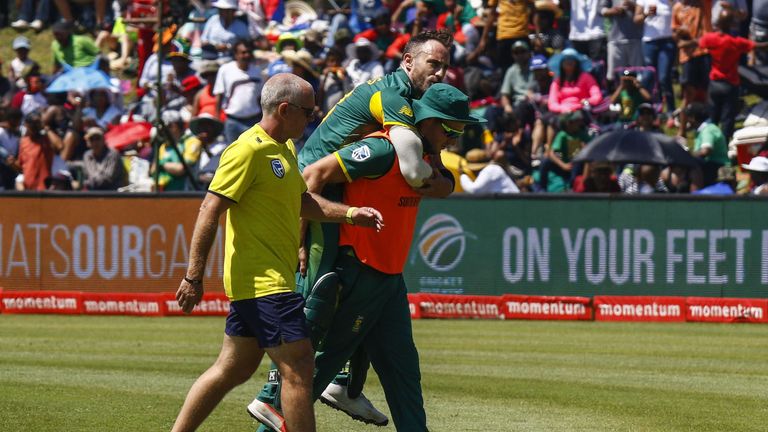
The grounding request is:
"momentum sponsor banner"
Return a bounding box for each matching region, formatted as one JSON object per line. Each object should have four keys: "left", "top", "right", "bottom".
{"left": 686, "top": 297, "right": 768, "bottom": 323}
{"left": 416, "top": 293, "right": 504, "bottom": 319}
{"left": 405, "top": 197, "right": 768, "bottom": 299}
{"left": 1, "top": 290, "right": 83, "bottom": 314}
{"left": 0, "top": 195, "right": 225, "bottom": 294}
{"left": 162, "top": 292, "right": 231, "bottom": 316}
{"left": 593, "top": 296, "right": 686, "bottom": 322}
{"left": 81, "top": 292, "right": 164, "bottom": 316}
{"left": 3, "top": 290, "right": 768, "bottom": 324}
{"left": 502, "top": 294, "right": 592, "bottom": 320}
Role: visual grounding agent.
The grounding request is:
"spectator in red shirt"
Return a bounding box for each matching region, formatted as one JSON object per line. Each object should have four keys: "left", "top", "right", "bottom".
{"left": 9, "top": 111, "right": 63, "bottom": 191}
{"left": 384, "top": 12, "right": 423, "bottom": 72}
{"left": 699, "top": 8, "right": 768, "bottom": 141}
{"left": 11, "top": 72, "right": 47, "bottom": 116}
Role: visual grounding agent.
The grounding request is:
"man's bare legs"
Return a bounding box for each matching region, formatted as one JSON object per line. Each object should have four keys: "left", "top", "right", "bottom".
{"left": 172, "top": 335, "right": 316, "bottom": 432}
{"left": 172, "top": 336, "right": 264, "bottom": 432}
{"left": 265, "top": 338, "right": 316, "bottom": 432}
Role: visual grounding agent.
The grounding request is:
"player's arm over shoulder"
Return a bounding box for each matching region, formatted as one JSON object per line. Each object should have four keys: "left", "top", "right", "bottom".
{"left": 389, "top": 126, "right": 433, "bottom": 187}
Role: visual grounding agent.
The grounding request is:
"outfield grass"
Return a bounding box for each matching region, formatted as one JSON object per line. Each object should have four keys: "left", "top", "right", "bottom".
{"left": 0, "top": 27, "right": 54, "bottom": 76}
{"left": 1, "top": 316, "right": 767, "bottom": 431}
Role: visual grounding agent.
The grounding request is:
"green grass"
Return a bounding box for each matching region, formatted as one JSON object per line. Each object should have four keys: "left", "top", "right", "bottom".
{"left": 1, "top": 316, "right": 768, "bottom": 431}
{"left": 0, "top": 27, "right": 54, "bottom": 76}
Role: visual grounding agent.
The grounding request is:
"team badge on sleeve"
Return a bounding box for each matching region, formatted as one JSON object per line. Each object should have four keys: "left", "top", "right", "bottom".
{"left": 351, "top": 145, "right": 371, "bottom": 162}
{"left": 271, "top": 159, "right": 285, "bottom": 178}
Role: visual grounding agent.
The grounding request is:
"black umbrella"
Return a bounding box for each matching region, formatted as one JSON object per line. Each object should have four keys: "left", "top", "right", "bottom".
{"left": 652, "top": 133, "right": 700, "bottom": 167}
{"left": 574, "top": 129, "right": 694, "bottom": 166}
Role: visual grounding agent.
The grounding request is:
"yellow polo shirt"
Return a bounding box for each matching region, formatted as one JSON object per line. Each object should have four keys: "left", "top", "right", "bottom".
{"left": 208, "top": 124, "right": 307, "bottom": 301}
{"left": 489, "top": 0, "right": 531, "bottom": 41}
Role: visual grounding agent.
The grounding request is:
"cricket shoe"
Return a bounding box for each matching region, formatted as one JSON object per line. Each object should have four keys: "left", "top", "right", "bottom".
{"left": 320, "top": 383, "right": 389, "bottom": 426}
{"left": 246, "top": 399, "right": 287, "bottom": 432}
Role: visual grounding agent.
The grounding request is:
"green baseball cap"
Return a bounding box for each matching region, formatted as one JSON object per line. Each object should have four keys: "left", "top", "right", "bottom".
{"left": 413, "top": 84, "right": 486, "bottom": 124}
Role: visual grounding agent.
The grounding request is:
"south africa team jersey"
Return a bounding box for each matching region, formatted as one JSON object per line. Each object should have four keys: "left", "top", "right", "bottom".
{"left": 298, "top": 68, "right": 418, "bottom": 170}
{"left": 337, "top": 132, "right": 423, "bottom": 274}
{"left": 208, "top": 125, "right": 307, "bottom": 301}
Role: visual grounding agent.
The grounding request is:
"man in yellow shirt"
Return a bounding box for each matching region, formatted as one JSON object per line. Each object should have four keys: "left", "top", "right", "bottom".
{"left": 478, "top": 0, "right": 534, "bottom": 71}
{"left": 172, "top": 73, "right": 383, "bottom": 432}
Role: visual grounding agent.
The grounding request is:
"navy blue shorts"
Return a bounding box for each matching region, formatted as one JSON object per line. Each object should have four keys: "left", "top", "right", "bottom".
{"left": 681, "top": 55, "right": 710, "bottom": 88}
{"left": 225, "top": 292, "right": 309, "bottom": 348}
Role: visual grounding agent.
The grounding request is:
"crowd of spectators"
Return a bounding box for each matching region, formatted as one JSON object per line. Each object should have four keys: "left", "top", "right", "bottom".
{"left": 0, "top": 0, "right": 767, "bottom": 195}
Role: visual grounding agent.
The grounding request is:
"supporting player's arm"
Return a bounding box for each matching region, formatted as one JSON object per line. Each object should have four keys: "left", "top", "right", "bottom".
{"left": 301, "top": 192, "right": 383, "bottom": 230}
{"left": 176, "top": 192, "right": 232, "bottom": 313}
{"left": 302, "top": 152, "right": 385, "bottom": 228}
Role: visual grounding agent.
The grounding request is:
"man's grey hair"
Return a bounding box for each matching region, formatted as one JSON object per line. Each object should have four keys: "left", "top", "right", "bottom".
{"left": 261, "top": 73, "right": 312, "bottom": 114}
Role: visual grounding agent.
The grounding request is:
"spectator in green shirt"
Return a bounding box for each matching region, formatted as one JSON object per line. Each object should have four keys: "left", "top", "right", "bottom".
{"left": 610, "top": 69, "right": 651, "bottom": 124}
{"left": 685, "top": 102, "right": 729, "bottom": 186}
{"left": 537, "top": 110, "right": 591, "bottom": 192}
{"left": 51, "top": 21, "right": 99, "bottom": 72}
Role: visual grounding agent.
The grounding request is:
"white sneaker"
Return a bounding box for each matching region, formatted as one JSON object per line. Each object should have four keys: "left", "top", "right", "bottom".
{"left": 320, "top": 383, "right": 389, "bottom": 426}
{"left": 30, "top": 20, "right": 44, "bottom": 31}
{"left": 11, "top": 19, "right": 29, "bottom": 30}
{"left": 246, "top": 399, "right": 287, "bottom": 432}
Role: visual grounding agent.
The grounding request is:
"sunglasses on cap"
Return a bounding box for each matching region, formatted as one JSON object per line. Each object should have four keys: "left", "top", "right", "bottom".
{"left": 441, "top": 122, "right": 464, "bottom": 139}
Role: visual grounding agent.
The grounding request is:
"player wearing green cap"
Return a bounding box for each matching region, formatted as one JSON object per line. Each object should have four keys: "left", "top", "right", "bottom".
{"left": 256, "top": 84, "right": 483, "bottom": 432}
{"left": 248, "top": 30, "right": 459, "bottom": 430}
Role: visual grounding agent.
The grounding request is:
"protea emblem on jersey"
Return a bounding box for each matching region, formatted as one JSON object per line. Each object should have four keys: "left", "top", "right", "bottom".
{"left": 351, "top": 145, "right": 371, "bottom": 161}
{"left": 416, "top": 214, "right": 475, "bottom": 272}
{"left": 271, "top": 159, "right": 285, "bottom": 178}
{"left": 398, "top": 105, "right": 413, "bottom": 117}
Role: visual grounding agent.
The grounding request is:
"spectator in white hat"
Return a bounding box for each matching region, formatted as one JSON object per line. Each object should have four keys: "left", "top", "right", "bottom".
{"left": 201, "top": 0, "right": 251, "bottom": 57}
{"left": 741, "top": 156, "right": 768, "bottom": 195}
{"left": 9, "top": 37, "right": 34, "bottom": 91}
{"left": 344, "top": 38, "right": 384, "bottom": 87}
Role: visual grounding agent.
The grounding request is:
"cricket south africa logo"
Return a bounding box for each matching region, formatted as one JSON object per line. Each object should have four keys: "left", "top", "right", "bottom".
{"left": 351, "top": 145, "right": 371, "bottom": 161}
{"left": 415, "top": 214, "right": 475, "bottom": 272}
{"left": 271, "top": 159, "right": 285, "bottom": 178}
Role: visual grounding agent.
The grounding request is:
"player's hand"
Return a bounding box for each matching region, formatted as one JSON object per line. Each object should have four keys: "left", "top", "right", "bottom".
{"left": 298, "top": 245, "right": 308, "bottom": 277}
{"left": 176, "top": 279, "right": 203, "bottom": 314}
{"left": 352, "top": 207, "right": 384, "bottom": 232}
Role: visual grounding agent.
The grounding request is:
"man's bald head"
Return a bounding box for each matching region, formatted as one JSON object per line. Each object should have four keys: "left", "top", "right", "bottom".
{"left": 261, "top": 73, "right": 314, "bottom": 114}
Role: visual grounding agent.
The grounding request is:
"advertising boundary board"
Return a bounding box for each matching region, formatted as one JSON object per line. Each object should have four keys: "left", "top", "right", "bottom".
{"left": 2, "top": 290, "right": 768, "bottom": 324}
{"left": 405, "top": 194, "right": 768, "bottom": 299}
{"left": 4, "top": 193, "right": 768, "bottom": 299}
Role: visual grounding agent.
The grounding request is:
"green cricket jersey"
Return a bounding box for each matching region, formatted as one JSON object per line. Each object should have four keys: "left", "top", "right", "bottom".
{"left": 298, "top": 68, "right": 417, "bottom": 170}
{"left": 334, "top": 137, "right": 397, "bottom": 182}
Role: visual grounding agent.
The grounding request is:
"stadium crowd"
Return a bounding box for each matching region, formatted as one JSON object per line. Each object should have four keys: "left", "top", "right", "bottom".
{"left": 1, "top": 0, "right": 768, "bottom": 195}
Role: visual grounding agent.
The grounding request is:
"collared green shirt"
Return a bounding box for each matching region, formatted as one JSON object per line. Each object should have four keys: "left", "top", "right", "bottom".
{"left": 298, "top": 68, "right": 417, "bottom": 170}
{"left": 52, "top": 34, "right": 99, "bottom": 68}
{"left": 694, "top": 122, "right": 729, "bottom": 166}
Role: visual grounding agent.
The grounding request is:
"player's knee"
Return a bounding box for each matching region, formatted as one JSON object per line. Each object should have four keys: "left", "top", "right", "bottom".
{"left": 282, "top": 355, "right": 314, "bottom": 387}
